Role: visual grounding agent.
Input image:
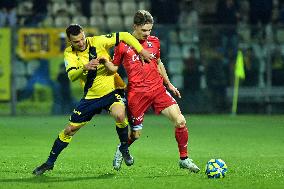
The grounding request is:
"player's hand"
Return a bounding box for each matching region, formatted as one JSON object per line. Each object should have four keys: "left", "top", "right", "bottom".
{"left": 84, "top": 58, "right": 100, "bottom": 70}
{"left": 139, "top": 49, "right": 154, "bottom": 63}
{"left": 98, "top": 57, "right": 107, "bottom": 65}
{"left": 167, "top": 83, "right": 181, "bottom": 98}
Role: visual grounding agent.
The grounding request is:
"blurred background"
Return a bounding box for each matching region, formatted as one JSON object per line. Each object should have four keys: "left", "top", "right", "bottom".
{"left": 0, "top": 0, "right": 284, "bottom": 116}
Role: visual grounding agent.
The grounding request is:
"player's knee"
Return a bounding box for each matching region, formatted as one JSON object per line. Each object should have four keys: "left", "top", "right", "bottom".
{"left": 175, "top": 114, "right": 186, "bottom": 128}
{"left": 115, "top": 112, "right": 126, "bottom": 123}
{"left": 64, "top": 125, "right": 80, "bottom": 136}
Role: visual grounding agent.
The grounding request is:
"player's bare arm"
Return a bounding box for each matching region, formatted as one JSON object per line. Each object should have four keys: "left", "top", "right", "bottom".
{"left": 158, "top": 59, "right": 181, "bottom": 98}
{"left": 99, "top": 57, "right": 119, "bottom": 73}
{"left": 84, "top": 59, "right": 100, "bottom": 71}
{"left": 83, "top": 58, "right": 100, "bottom": 71}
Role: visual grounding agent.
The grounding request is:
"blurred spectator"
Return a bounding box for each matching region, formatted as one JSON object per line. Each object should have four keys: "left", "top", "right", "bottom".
{"left": 206, "top": 49, "right": 227, "bottom": 112}
{"left": 243, "top": 47, "right": 259, "bottom": 86}
{"left": 239, "top": 0, "right": 250, "bottom": 23}
{"left": 216, "top": 0, "right": 240, "bottom": 55}
{"left": 179, "top": 0, "right": 199, "bottom": 27}
{"left": 183, "top": 48, "right": 201, "bottom": 94}
{"left": 278, "top": 2, "right": 284, "bottom": 25}
{"left": 81, "top": 0, "right": 91, "bottom": 18}
{"left": 56, "top": 63, "right": 72, "bottom": 114}
{"left": 25, "top": 0, "right": 48, "bottom": 26}
{"left": 178, "top": 0, "right": 199, "bottom": 42}
{"left": 249, "top": 0, "right": 273, "bottom": 39}
{"left": 0, "top": 0, "right": 17, "bottom": 27}
{"left": 151, "top": 0, "right": 180, "bottom": 24}
{"left": 252, "top": 39, "right": 268, "bottom": 87}
{"left": 271, "top": 45, "right": 284, "bottom": 86}
{"left": 151, "top": 0, "right": 181, "bottom": 61}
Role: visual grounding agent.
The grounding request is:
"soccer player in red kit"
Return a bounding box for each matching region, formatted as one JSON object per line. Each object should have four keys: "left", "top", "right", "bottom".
{"left": 101, "top": 10, "right": 200, "bottom": 173}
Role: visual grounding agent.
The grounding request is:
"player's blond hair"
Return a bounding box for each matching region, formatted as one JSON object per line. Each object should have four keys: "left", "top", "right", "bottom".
{"left": 133, "top": 10, "right": 154, "bottom": 26}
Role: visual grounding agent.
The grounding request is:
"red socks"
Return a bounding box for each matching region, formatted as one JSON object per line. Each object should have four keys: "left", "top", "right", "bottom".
{"left": 127, "top": 138, "right": 135, "bottom": 146}
{"left": 175, "top": 126, "right": 188, "bottom": 158}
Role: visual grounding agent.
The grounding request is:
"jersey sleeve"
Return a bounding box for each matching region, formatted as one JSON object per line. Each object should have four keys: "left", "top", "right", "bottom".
{"left": 118, "top": 32, "right": 143, "bottom": 53}
{"left": 99, "top": 32, "right": 143, "bottom": 53}
{"left": 64, "top": 50, "right": 85, "bottom": 81}
{"left": 112, "top": 43, "right": 125, "bottom": 66}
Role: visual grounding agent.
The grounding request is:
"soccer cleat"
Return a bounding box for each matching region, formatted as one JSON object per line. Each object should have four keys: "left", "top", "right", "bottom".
{"left": 32, "top": 163, "right": 54, "bottom": 175}
{"left": 179, "top": 158, "right": 200, "bottom": 173}
{"left": 120, "top": 148, "right": 134, "bottom": 166}
{"left": 113, "top": 145, "right": 123, "bottom": 170}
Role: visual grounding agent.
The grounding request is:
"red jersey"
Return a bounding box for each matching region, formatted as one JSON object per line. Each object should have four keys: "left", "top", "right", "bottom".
{"left": 113, "top": 36, "right": 164, "bottom": 92}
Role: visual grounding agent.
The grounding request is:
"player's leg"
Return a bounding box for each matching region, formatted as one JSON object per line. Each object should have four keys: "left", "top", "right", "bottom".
{"left": 161, "top": 104, "right": 200, "bottom": 173}
{"left": 126, "top": 91, "right": 150, "bottom": 146}
{"left": 110, "top": 103, "right": 134, "bottom": 167}
{"left": 33, "top": 99, "right": 96, "bottom": 175}
{"left": 112, "top": 117, "right": 144, "bottom": 170}
{"left": 110, "top": 103, "right": 128, "bottom": 151}
{"left": 46, "top": 124, "right": 84, "bottom": 165}
{"left": 161, "top": 104, "right": 188, "bottom": 158}
{"left": 32, "top": 123, "right": 85, "bottom": 176}
{"left": 112, "top": 91, "right": 149, "bottom": 170}
{"left": 128, "top": 128, "right": 142, "bottom": 147}
{"left": 109, "top": 91, "right": 136, "bottom": 170}
{"left": 152, "top": 87, "right": 199, "bottom": 172}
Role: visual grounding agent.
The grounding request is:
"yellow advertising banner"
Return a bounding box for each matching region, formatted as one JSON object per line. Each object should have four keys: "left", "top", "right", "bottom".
{"left": 18, "top": 28, "right": 98, "bottom": 59}
{"left": 0, "top": 28, "right": 11, "bottom": 101}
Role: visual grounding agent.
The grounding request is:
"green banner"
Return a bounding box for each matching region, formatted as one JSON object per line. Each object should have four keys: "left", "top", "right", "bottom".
{"left": 0, "top": 28, "right": 11, "bottom": 101}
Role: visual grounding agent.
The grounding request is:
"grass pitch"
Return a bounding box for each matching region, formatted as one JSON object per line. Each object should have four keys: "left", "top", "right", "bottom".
{"left": 0, "top": 115, "right": 283, "bottom": 189}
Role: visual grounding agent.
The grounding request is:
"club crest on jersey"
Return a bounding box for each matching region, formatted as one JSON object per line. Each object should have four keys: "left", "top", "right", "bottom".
{"left": 147, "top": 41, "right": 153, "bottom": 48}
{"left": 132, "top": 54, "right": 140, "bottom": 61}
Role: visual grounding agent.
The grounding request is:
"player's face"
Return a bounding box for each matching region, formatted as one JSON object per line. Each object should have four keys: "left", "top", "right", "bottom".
{"left": 133, "top": 24, "right": 153, "bottom": 40}
{"left": 69, "top": 31, "right": 86, "bottom": 51}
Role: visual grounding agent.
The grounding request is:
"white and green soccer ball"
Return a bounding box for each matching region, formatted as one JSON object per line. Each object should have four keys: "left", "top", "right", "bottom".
{"left": 205, "top": 159, "right": 227, "bottom": 178}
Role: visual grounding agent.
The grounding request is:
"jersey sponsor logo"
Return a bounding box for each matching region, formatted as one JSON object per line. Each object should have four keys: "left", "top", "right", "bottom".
{"left": 132, "top": 54, "right": 140, "bottom": 62}
{"left": 126, "top": 46, "right": 132, "bottom": 53}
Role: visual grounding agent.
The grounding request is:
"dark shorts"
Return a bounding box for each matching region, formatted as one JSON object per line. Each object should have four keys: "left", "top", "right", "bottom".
{"left": 69, "top": 90, "right": 125, "bottom": 126}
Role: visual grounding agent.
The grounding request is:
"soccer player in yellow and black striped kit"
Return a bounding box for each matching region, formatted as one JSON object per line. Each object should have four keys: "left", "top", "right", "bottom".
{"left": 32, "top": 24, "right": 153, "bottom": 175}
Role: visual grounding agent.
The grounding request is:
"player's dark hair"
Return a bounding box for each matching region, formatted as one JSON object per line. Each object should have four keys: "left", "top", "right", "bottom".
{"left": 133, "top": 10, "right": 154, "bottom": 26}
{"left": 66, "top": 24, "right": 83, "bottom": 38}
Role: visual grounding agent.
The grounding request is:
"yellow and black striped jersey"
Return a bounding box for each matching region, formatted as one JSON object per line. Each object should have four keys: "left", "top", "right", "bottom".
{"left": 64, "top": 32, "right": 143, "bottom": 99}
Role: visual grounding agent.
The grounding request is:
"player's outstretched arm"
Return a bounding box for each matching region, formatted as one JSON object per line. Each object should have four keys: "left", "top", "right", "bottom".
{"left": 119, "top": 32, "right": 154, "bottom": 62}
{"left": 158, "top": 59, "right": 181, "bottom": 98}
{"left": 99, "top": 57, "right": 119, "bottom": 73}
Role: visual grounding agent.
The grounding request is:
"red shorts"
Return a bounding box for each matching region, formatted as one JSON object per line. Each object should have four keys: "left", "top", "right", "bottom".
{"left": 127, "top": 86, "right": 176, "bottom": 128}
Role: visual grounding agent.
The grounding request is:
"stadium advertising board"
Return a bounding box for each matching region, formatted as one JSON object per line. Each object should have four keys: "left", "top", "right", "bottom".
{"left": 18, "top": 28, "right": 98, "bottom": 59}
{"left": 0, "top": 28, "right": 11, "bottom": 101}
